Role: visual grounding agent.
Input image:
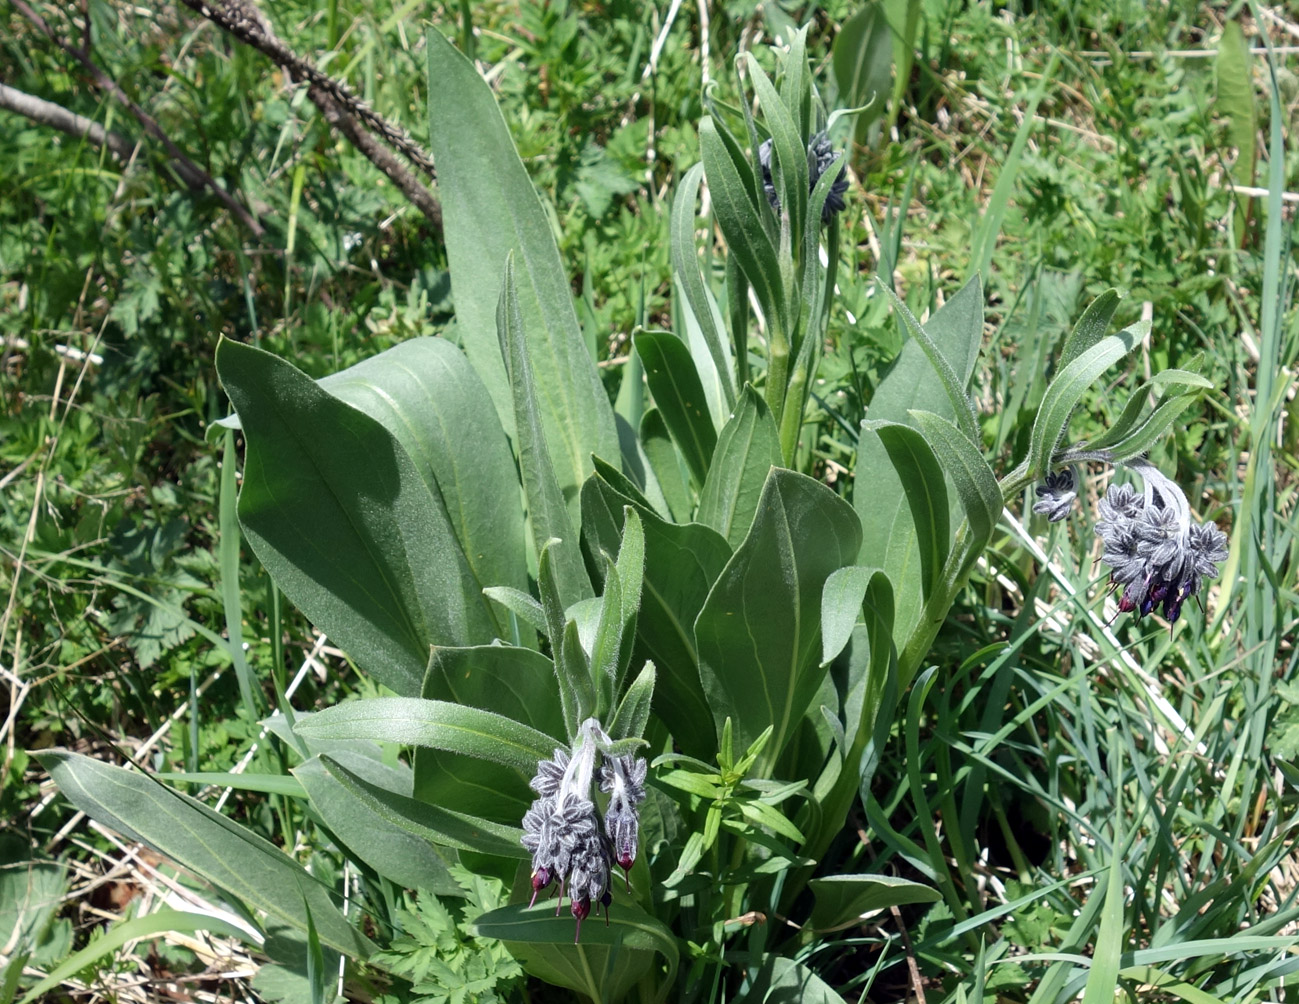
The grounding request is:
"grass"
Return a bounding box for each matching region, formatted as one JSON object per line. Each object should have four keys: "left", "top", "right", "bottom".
{"left": 2, "top": 0, "right": 1297, "bottom": 1000}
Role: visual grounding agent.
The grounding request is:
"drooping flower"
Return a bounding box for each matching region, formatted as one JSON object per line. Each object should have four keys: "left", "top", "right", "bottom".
{"left": 758, "top": 131, "right": 849, "bottom": 224}
{"left": 1091, "top": 461, "right": 1229, "bottom": 624}
{"left": 521, "top": 719, "right": 647, "bottom": 941}
{"left": 599, "top": 753, "right": 647, "bottom": 886}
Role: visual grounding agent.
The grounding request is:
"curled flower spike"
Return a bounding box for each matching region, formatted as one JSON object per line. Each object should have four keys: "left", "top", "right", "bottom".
{"left": 520, "top": 719, "right": 647, "bottom": 941}
{"left": 758, "top": 131, "right": 849, "bottom": 224}
{"left": 1032, "top": 466, "right": 1078, "bottom": 523}
{"left": 1091, "top": 461, "right": 1229, "bottom": 626}
{"left": 599, "top": 754, "right": 648, "bottom": 888}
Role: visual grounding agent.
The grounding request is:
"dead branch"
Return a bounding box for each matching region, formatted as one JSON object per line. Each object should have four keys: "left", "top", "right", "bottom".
{"left": 10, "top": 0, "right": 265, "bottom": 237}
{"left": 177, "top": 0, "right": 438, "bottom": 180}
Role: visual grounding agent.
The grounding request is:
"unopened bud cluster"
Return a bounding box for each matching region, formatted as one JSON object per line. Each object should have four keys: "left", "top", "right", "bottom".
{"left": 1033, "top": 459, "right": 1228, "bottom": 625}
{"left": 758, "top": 131, "right": 849, "bottom": 224}
{"left": 520, "top": 718, "right": 646, "bottom": 942}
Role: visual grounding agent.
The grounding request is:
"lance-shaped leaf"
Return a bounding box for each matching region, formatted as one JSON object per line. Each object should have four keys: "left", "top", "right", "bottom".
{"left": 589, "top": 508, "right": 644, "bottom": 713}
{"left": 310, "top": 754, "right": 527, "bottom": 859}
{"left": 879, "top": 283, "right": 978, "bottom": 443}
{"left": 293, "top": 753, "right": 464, "bottom": 894}
{"left": 319, "top": 337, "right": 530, "bottom": 624}
{"left": 217, "top": 339, "right": 493, "bottom": 698}
{"left": 856, "top": 421, "right": 948, "bottom": 662}
{"left": 697, "top": 384, "right": 783, "bottom": 548}
{"left": 1058, "top": 288, "right": 1121, "bottom": 372}
{"left": 745, "top": 957, "right": 849, "bottom": 1004}
{"left": 499, "top": 253, "right": 591, "bottom": 609}
{"left": 609, "top": 663, "right": 656, "bottom": 741}
{"left": 746, "top": 52, "right": 808, "bottom": 239}
{"left": 1028, "top": 321, "right": 1147, "bottom": 480}
{"left": 912, "top": 409, "right": 1003, "bottom": 552}
{"left": 37, "top": 752, "right": 375, "bottom": 959}
{"left": 640, "top": 407, "right": 692, "bottom": 523}
{"left": 809, "top": 874, "right": 940, "bottom": 933}
{"left": 834, "top": 3, "right": 893, "bottom": 143}
{"left": 634, "top": 331, "right": 718, "bottom": 487}
{"left": 471, "top": 902, "right": 678, "bottom": 1004}
{"left": 695, "top": 469, "right": 862, "bottom": 773}
{"left": 426, "top": 29, "right": 617, "bottom": 504}
{"left": 700, "top": 117, "right": 785, "bottom": 331}
{"left": 293, "top": 698, "right": 560, "bottom": 774}
{"left": 867, "top": 273, "right": 983, "bottom": 426}
{"left": 671, "top": 163, "right": 735, "bottom": 408}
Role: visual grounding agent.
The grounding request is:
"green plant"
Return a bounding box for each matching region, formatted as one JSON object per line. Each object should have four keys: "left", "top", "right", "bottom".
{"left": 33, "top": 20, "right": 1245, "bottom": 1003}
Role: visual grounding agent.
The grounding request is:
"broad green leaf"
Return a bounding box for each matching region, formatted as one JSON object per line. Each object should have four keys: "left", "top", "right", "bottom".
{"left": 696, "top": 469, "right": 862, "bottom": 772}
{"left": 293, "top": 698, "right": 560, "bottom": 774}
{"left": 855, "top": 422, "right": 948, "bottom": 663}
{"left": 744, "top": 956, "right": 848, "bottom": 1004}
{"left": 1057, "top": 288, "right": 1121, "bottom": 373}
{"left": 912, "top": 410, "right": 1003, "bottom": 549}
{"left": 697, "top": 384, "right": 783, "bottom": 548}
{"left": 414, "top": 643, "right": 560, "bottom": 821}
{"left": 821, "top": 565, "right": 879, "bottom": 667}
{"left": 581, "top": 473, "right": 727, "bottom": 756}
{"left": 426, "top": 29, "right": 617, "bottom": 506}
{"left": 1028, "top": 322, "right": 1147, "bottom": 479}
{"left": 700, "top": 117, "right": 785, "bottom": 330}
{"left": 879, "top": 284, "right": 978, "bottom": 442}
{"left": 0, "top": 856, "right": 64, "bottom": 970}
{"left": 319, "top": 337, "right": 530, "bottom": 615}
{"left": 470, "top": 902, "right": 678, "bottom": 1004}
{"left": 16, "top": 909, "right": 250, "bottom": 1004}
{"left": 423, "top": 644, "right": 565, "bottom": 738}
{"left": 833, "top": 3, "right": 892, "bottom": 142}
{"left": 158, "top": 772, "right": 306, "bottom": 798}
{"left": 671, "top": 163, "right": 735, "bottom": 408}
{"left": 499, "top": 254, "right": 590, "bottom": 609}
{"left": 36, "top": 752, "right": 374, "bottom": 959}
{"left": 310, "top": 754, "right": 527, "bottom": 859}
{"left": 883, "top": 0, "right": 921, "bottom": 135}
{"left": 294, "top": 754, "right": 463, "bottom": 895}
{"left": 1215, "top": 21, "right": 1257, "bottom": 184}
{"left": 866, "top": 273, "right": 983, "bottom": 425}
{"left": 217, "top": 338, "right": 493, "bottom": 698}
{"left": 640, "top": 407, "right": 693, "bottom": 522}
{"left": 634, "top": 331, "right": 718, "bottom": 487}
{"left": 808, "top": 874, "right": 940, "bottom": 933}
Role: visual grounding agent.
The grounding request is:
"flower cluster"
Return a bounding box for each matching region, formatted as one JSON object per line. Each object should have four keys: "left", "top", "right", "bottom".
{"left": 521, "top": 719, "right": 647, "bottom": 941}
{"left": 757, "top": 131, "right": 849, "bottom": 224}
{"left": 1092, "top": 462, "right": 1228, "bottom": 624}
{"left": 1031, "top": 458, "right": 1228, "bottom": 626}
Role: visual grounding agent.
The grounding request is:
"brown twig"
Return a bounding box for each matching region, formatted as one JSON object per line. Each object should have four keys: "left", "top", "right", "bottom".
{"left": 311, "top": 84, "right": 442, "bottom": 229}
{"left": 0, "top": 81, "right": 222, "bottom": 198}
{"left": 10, "top": 0, "right": 265, "bottom": 237}
{"left": 177, "top": 0, "right": 437, "bottom": 180}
